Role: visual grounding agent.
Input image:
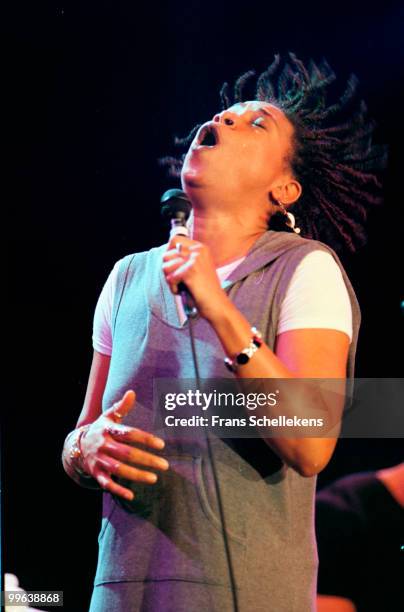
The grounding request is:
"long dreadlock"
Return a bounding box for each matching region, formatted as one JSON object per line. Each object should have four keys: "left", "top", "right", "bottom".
{"left": 159, "top": 52, "right": 388, "bottom": 253}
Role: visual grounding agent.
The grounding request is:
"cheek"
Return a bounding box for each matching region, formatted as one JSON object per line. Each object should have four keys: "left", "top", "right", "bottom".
{"left": 235, "top": 147, "right": 277, "bottom": 184}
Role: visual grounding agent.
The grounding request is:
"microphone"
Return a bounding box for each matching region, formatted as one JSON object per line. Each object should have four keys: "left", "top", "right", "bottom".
{"left": 160, "top": 189, "right": 198, "bottom": 321}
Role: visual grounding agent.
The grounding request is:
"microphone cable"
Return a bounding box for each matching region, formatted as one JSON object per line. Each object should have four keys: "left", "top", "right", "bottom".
{"left": 161, "top": 189, "right": 239, "bottom": 612}
{"left": 187, "top": 313, "right": 239, "bottom": 612}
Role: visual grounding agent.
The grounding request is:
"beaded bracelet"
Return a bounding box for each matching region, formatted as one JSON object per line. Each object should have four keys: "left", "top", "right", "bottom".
{"left": 224, "top": 326, "right": 263, "bottom": 373}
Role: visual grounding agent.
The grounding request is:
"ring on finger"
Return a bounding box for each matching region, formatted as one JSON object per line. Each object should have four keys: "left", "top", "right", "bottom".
{"left": 111, "top": 411, "right": 123, "bottom": 422}
{"left": 106, "top": 425, "right": 127, "bottom": 437}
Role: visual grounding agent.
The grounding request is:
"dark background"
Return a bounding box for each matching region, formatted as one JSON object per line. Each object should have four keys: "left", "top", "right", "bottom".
{"left": 5, "top": 1, "right": 404, "bottom": 610}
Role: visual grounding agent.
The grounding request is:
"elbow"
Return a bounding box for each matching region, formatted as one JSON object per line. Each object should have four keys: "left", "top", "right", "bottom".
{"left": 292, "top": 442, "right": 336, "bottom": 478}
{"left": 264, "top": 438, "right": 337, "bottom": 478}
{"left": 294, "top": 460, "right": 326, "bottom": 478}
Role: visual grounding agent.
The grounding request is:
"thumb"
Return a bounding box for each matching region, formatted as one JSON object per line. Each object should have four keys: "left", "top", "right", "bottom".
{"left": 107, "top": 389, "right": 136, "bottom": 421}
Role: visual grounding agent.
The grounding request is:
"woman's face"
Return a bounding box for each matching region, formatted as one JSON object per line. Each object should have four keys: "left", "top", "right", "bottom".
{"left": 181, "top": 100, "right": 296, "bottom": 199}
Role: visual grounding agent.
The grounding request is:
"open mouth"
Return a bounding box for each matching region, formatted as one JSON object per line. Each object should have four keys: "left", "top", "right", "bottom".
{"left": 197, "top": 124, "right": 219, "bottom": 147}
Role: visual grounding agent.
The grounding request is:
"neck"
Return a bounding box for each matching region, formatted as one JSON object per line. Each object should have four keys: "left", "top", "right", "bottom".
{"left": 185, "top": 190, "right": 270, "bottom": 267}
{"left": 188, "top": 210, "right": 267, "bottom": 267}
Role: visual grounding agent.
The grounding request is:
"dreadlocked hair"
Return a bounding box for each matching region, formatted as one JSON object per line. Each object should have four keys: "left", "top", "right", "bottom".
{"left": 159, "top": 52, "right": 388, "bottom": 253}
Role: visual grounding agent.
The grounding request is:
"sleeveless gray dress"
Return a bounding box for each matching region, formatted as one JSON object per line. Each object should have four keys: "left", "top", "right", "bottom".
{"left": 89, "top": 231, "right": 361, "bottom": 612}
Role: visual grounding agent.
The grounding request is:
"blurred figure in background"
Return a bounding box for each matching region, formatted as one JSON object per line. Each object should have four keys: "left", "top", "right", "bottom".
{"left": 316, "top": 462, "right": 404, "bottom": 611}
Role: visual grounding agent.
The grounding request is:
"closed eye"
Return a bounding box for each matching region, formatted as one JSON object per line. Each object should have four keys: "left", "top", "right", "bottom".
{"left": 252, "top": 117, "right": 266, "bottom": 129}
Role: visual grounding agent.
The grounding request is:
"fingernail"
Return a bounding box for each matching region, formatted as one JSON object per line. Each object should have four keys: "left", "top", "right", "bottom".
{"left": 155, "top": 438, "right": 165, "bottom": 449}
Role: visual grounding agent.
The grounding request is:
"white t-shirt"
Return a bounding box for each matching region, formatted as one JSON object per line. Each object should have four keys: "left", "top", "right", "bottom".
{"left": 92, "top": 249, "right": 353, "bottom": 355}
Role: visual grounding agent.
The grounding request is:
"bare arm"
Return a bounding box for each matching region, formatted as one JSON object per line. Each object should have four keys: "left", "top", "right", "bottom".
{"left": 163, "top": 237, "right": 350, "bottom": 477}
{"left": 62, "top": 350, "right": 111, "bottom": 489}
{"left": 62, "top": 350, "right": 169, "bottom": 497}
{"left": 208, "top": 300, "right": 349, "bottom": 476}
{"left": 76, "top": 350, "right": 111, "bottom": 427}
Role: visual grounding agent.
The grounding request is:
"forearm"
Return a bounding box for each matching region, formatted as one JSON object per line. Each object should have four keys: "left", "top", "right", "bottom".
{"left": 208, "top": 297, "right": 293, "bottom": 377}
{"left": 207, "top": 297, "right": 341, "bottom": 476}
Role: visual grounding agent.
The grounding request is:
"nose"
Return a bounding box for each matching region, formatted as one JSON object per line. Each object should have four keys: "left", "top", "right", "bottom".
{"left": 213, "top": 111, "right": 236, "bottom": 126}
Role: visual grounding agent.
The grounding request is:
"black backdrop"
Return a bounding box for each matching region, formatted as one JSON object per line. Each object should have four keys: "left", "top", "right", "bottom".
{"left": 5, "top": 1, "right": 404, "bottom": 610}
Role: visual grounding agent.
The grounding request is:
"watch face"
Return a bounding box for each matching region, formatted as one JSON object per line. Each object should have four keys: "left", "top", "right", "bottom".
{"left": 236, "top": 353, "right": 249, "bottom": 365}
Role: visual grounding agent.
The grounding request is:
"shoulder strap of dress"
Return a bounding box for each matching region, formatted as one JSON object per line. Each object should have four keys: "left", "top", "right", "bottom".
{"left": 111, "top": 253, "right": 137, "bottom": 334}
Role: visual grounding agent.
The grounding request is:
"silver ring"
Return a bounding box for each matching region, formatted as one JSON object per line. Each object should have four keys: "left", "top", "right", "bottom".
{"left": 176, "top": 243, "right": 182, "bottom": 254}
{"left": 106, "top": 425, "right": 127, "bottom": 437}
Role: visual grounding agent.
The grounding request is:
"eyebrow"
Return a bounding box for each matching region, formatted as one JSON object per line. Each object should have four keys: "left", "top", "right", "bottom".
{"left": 257, "top": 107, "right": 279, "bottom": 127}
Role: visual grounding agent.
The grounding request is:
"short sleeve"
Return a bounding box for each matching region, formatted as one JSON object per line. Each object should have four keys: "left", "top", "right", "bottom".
{"left": 277, "top": 250, "right": 353, "bottom": 342}
{"left": 92, "top": 260, "right": 122, "bottom": 356}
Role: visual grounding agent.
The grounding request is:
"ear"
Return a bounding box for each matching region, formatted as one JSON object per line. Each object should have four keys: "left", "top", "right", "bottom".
{"left": 271, "top": 179, "right": 302, "bottom": 206}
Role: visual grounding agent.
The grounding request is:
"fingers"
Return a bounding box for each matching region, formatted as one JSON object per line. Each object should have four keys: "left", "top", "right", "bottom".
{"left": 93, "top": 436, "right": 169, "bottom": 501}
{"left": 105, "top": 390, "right": 136, "bottom": 423}
{"left": 96, "top": 452, "right": 159, "bottom": 485}
{"left": 103, "top": 439, "right": 170, "bottom": 472}
{"left": 166, "top": 235, "right": 199, "bottom": 253}
{"left": 165, "top": 257, "right": 196, "bottom": 284}
{"left": 94, "top": 468, "right": 135, "bottom": 501}
{"left": 86, "top": 391, "right": 169, "bottom": 502}
{"left": 163, "top": 242, "right": 204, "bottom": 296}
{"left": 162, "top": 253, "right": 189, "bottom": 294}
{"left": 162, "top": 255, "right": 199, "bottom": 297}
{"left": 163, "top": 243, "right": 202, "bottom": 263}
{"left": 163, "top": 247, "right": 197, "bottom": 274}
{"left": 163, "top": 245, "right": 189, "bottom": 260}
{"left": 105, "top": 423, "right": 165, "bottom": 451}
{"left": 162, "top": 256, "right": 185, "bottom": 274}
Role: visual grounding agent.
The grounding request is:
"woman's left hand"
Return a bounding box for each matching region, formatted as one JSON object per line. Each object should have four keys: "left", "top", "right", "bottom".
{"left": 162, "top": 236, "right": 230, "bottom": 322}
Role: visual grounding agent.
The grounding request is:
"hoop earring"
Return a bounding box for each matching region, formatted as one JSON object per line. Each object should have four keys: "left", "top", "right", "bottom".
{"left": 276, "top": 200, "right": 301, "bottom": 235}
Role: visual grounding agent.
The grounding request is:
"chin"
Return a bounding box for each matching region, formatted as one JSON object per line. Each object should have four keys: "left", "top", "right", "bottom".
{"left": 181, "top": 168, "right": 205, "bottom": 190}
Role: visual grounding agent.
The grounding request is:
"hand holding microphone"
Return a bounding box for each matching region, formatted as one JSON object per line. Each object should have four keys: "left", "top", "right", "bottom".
{"left": 160, "top": 189, "right": 197, "bottom": 318}
{"left": 160, "top": 189, "right": 230, "bottom": 324}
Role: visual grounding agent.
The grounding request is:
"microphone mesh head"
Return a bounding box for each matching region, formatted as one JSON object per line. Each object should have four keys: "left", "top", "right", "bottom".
{"left": 160, "top": 189, "right": 191, "bottom": 221}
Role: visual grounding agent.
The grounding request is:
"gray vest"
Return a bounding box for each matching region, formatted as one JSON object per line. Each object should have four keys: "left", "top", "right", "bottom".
{"left": 91, "top": 230, "right": 360, "bottom": 612}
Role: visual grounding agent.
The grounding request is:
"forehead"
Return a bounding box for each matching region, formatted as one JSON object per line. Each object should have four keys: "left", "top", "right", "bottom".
{"left": 227, "top": 100, "right": 283, "bottom": 117}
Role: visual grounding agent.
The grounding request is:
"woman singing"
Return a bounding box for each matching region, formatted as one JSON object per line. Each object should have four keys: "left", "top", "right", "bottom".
{"left": 62, "top": 53, "right": 386, "bottom": 611}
